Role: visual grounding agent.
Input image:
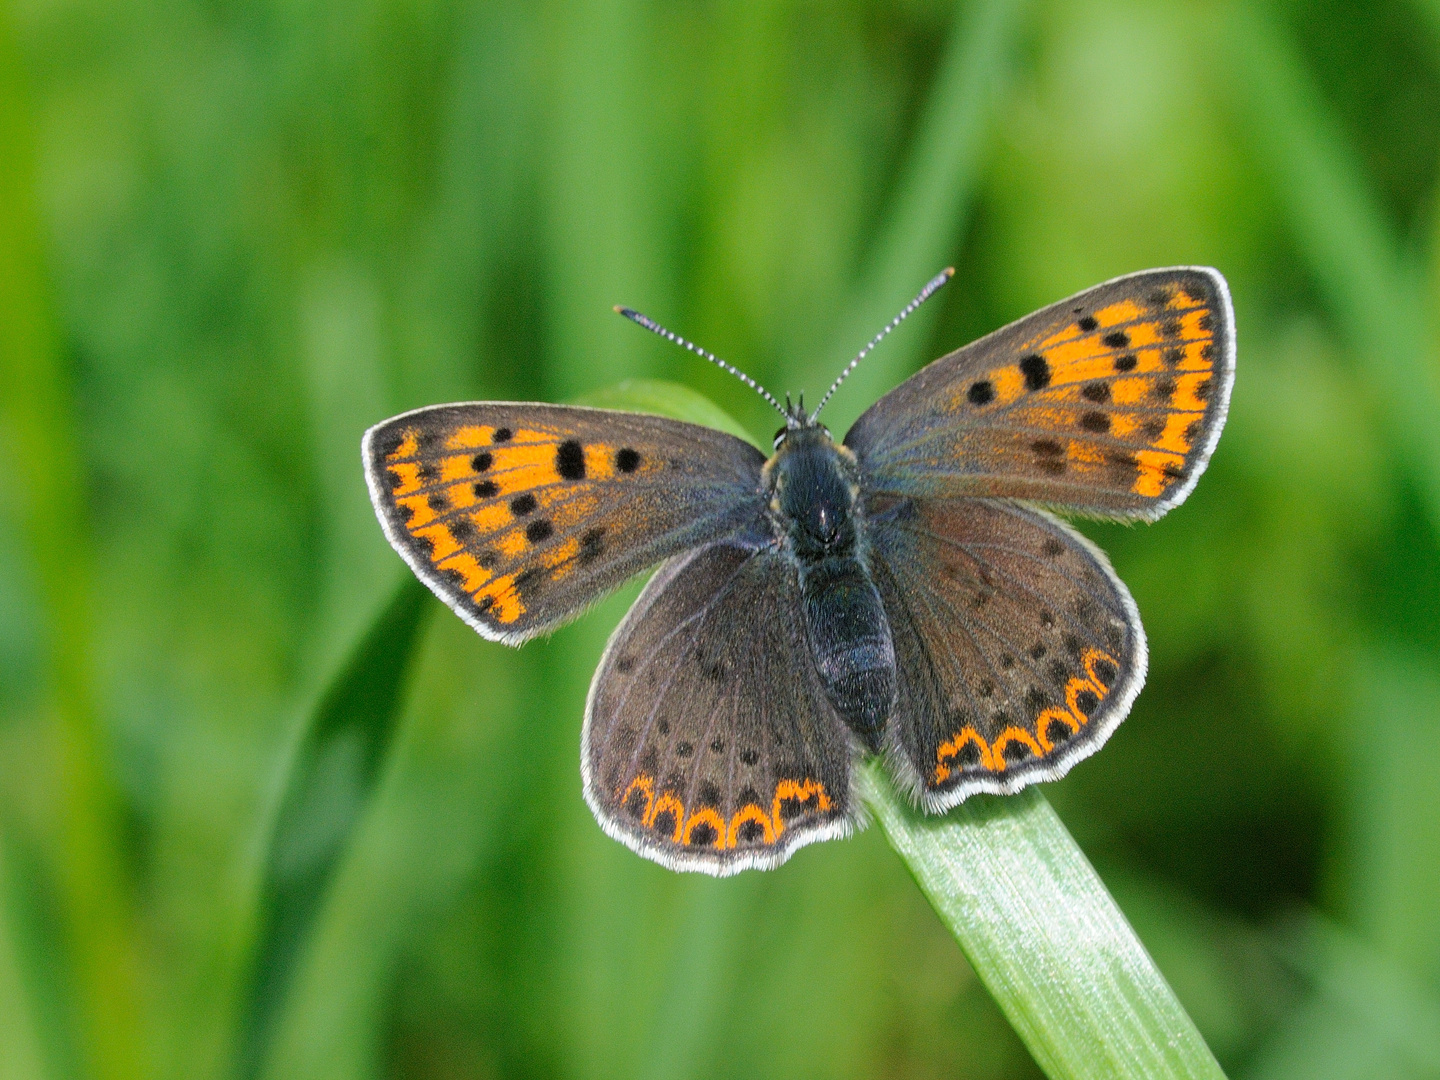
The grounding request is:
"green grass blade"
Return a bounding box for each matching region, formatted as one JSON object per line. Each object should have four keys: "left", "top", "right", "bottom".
{"left": 0, "top": 835, "right": 51, "bottom": 1080}
{"left": 241, "top": 576, "right": 430, "bottom": 1077}
{"left": 1225, "top": 0, "right": 1440, "bottom": 525}
{"left": 259, "top": 607, "right": 528, "bottom": 1080}
{"left": 0, "top": 25, "right": 144, "bottom": 1080}
{"left": 864, "top": 764, "right": 1227, "bottom": 1080}
{"left": 575, "top": 378, "right": 762, "bottom": 446}
{"left": 1347, "top": 650, "right": 1440, "bottom": 983}
{"left": 806, "top": 0, "right": 1031, "bottom": 434}
{"left": 1247, "top": 915, "right": 1440, "bottom": 1079}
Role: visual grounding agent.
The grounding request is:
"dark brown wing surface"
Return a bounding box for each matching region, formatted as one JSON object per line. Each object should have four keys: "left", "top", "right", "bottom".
{"left": 584, "top": 540, "right": 859, "bottom": 874}
{"left": 867, "top": 497, "right": 1146, "bottom": 812}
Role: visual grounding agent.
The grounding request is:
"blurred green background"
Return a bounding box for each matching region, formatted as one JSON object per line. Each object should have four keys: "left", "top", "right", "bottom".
{"left": 3, "top": 0, "right": 1440, "bottom": 1077}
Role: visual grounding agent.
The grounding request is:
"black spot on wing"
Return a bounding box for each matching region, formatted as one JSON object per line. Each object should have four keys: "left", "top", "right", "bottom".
{"left": 616, "top": 448, "right": 641, "bottom": 473}
{"left": 968, "top": 380, "right": 995, "bottom": 405}
{"left": 526, "top": 520, "right": 553, "bottom": 544}
{"left": 1002, "top": 740, "right": 1031, "bottom": 762}
{"left": 556, "top": 440, "right": 586, "bottom": 480}
{"left": 1020, "top": 354, "right": 1051, "bottom": 391}
{"left": 1031, "top": 438, "right": 1065, "bottom": 475}
{"left": 687, "top": 821, "right": 717, "bottom": 846}
{"left": 580, "top": 527, "right": 606, "bottom": 564}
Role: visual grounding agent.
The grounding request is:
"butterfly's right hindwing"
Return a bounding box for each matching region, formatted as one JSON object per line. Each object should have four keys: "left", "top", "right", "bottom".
{"left": 867, "top": 497, "right": 1146, "bottom": 812}
{"left": 584, "top": 541, "right": 859, "bottom": 875}
{"left": 363, "top": 403, "right": 767, "bottom": 644}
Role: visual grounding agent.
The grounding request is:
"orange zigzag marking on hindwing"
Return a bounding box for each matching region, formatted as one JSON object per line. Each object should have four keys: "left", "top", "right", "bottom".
{"left": 934, "top": 726, "right": 992, "bottom": 783}
{"left": 933, "top": 646, "right": 1122, "bottom": 782}
{"left": 616, "top": 775, "right": 832, "bottom": 850}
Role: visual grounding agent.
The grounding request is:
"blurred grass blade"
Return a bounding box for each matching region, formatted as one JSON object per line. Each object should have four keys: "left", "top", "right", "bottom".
{"left": 0, "top": 834, "right": 50, "bottom": 1080}
{"left": 0, "top": 22, "right": 144, "bottom": 1080}
{"left": 1247, "top": 914, "right": 1440, "bottom": 1079}
{"left": 1413, "top": 0, "right": 1440, "bottom": 56}
{"left": 260, "top": 607, "right": 527, "bottom": 1080}
{"left": 241, "top": 576, "right": 430, "bottom": 1076}
{"left": 1225, "top": 0, "right": 1440, "bottom": 525}
{"left": 1348, "top": 649, "right": 1440, "bottom": 983}
{"left": 576, "top": 377, "right": 762, "bottom": 445}
{"left": 808, "top": 0, "right": 1031, "bottom": 433}
{"left": 864, "top": 764, "right": 1226, "bottom": 1080}
{"left": 635, "top": 880, "right": 762, "bottom": 1080}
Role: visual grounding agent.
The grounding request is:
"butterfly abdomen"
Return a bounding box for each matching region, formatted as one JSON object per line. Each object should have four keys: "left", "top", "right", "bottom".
{"left": 799, "top": 557, "right": 896, "bottom": 750}
{"left": 768, "top": 425, "right": 896, "bottom": 749}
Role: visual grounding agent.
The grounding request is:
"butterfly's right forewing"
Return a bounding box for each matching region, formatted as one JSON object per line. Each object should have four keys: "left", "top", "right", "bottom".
{"left": 846, "top": 267, "right": 1234, "bottom": 521}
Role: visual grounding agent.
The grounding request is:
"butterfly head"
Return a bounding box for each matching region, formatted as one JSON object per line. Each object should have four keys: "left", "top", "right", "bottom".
{"left": 764, "top": 419, "right": 860, "bottom": 557}
{"left": 774, "top": 392, "right": 827, "bottom": 447}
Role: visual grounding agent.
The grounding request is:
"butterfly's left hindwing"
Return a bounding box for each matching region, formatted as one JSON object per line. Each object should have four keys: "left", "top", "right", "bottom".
{"left": 363, "top": 404, "right": 766, "bottom": 643}
{"left": 867, "top": 497, "right": 1145, "bottom": 812}
{"left": 584, "top": 540, "right": 858, "bottom": 875}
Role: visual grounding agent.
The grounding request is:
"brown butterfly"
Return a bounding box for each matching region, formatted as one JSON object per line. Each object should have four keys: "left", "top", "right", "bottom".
{"left": 363, "top": 267, "right": 1234, "bottom": 874}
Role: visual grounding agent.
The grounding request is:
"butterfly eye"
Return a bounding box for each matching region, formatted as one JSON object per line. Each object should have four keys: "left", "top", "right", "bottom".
{"left": 773, "top": 427, "right": 788, "bottom": 449}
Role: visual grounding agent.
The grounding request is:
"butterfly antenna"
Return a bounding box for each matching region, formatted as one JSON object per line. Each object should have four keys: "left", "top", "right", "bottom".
{"left": 615, "top": 306, "right": 788, "bottom": 419}
{"left": 809, "top": 267, "right": 955, "bottom": 422}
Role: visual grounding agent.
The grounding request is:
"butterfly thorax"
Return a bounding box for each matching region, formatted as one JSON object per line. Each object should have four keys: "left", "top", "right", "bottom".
{"left": 765, "top": 425, "right": 897, "bottom": 751}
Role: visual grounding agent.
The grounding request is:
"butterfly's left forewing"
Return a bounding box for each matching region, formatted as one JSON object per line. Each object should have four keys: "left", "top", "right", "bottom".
{"left": 364, "top": 404, "right": 766, "bottom": 643}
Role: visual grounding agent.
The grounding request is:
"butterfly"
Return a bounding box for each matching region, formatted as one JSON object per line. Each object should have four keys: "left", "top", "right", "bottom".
{"left": 363, "top": 266, "right": 1234, "bottom": 876}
